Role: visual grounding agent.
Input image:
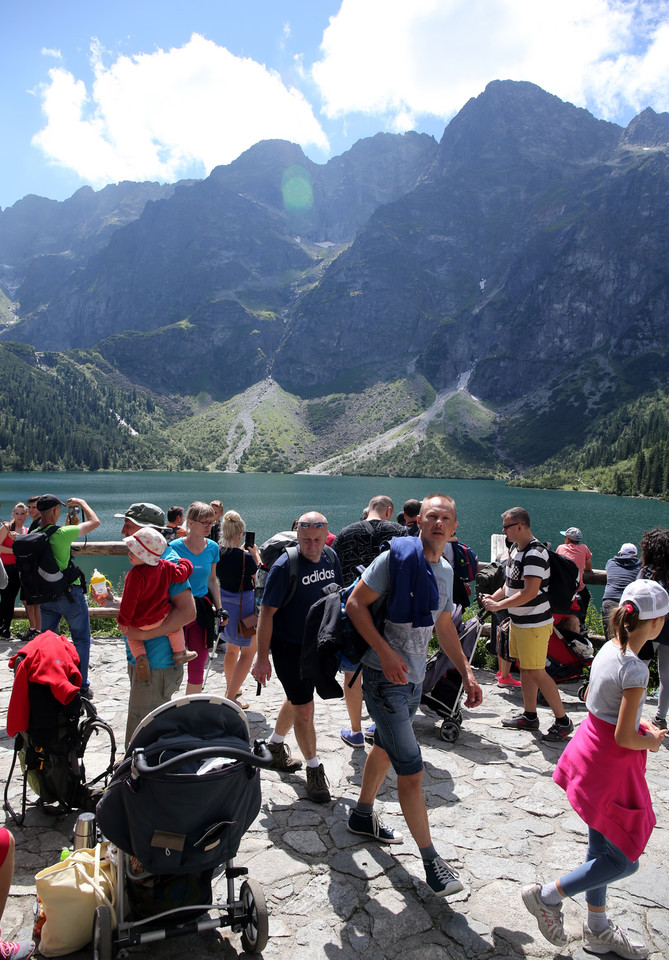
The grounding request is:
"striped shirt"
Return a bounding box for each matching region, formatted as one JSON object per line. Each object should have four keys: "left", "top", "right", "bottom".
{"left": 505, "top": 540, "right": 552, "bottom": 628}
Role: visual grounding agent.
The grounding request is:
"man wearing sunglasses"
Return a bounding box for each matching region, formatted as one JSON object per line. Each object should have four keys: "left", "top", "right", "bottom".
{"left": 481, "top": 506, "right": 573, "bottom": 743}
{"left": 252, "top": 511, "right": 343, "bottom": 803}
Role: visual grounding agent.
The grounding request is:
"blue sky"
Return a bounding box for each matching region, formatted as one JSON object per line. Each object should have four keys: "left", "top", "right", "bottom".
{"left": 2, "top": 0, "right": 668, "bottom": 210}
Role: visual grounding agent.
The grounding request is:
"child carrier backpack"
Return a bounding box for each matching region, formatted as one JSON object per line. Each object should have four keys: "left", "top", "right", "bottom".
{"left": 3, "top": 632, "right": 116, "bottom": 825}
{"left": 13, "top": 524, "right": 84, "bottom": 605}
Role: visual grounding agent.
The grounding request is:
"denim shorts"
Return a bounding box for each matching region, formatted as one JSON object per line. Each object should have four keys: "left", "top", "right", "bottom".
{"left": 362, "top": 666, "right": 423, "bottom": 776}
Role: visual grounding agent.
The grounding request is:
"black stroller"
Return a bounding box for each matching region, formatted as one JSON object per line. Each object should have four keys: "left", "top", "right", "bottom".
{"left": 95, "top": 695, "right": 273, "bottom": 957}
{"left": 420, "top": 610, "right": 483, "bottom": 743}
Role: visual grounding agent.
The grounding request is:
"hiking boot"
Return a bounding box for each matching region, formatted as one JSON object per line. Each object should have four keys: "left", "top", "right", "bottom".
{"left": 134, "top": 655, "right": 151, "bottom": 683}
{"left": 0, "top": 940, "right": 35, "bottom": 960}
{"left": 306, "top": 763, "right": 331, "bottom": 803}
{"left": 521, "top": 883, "right": 568, "bottom": 947}
{"left": 653, "top": 714, "right": 667, "bottom": 731}
{"left": 347, "top": 810, "right": 403, "bottom": 844}
{"left": 542, "top": 718, "right": 574, "bottom": 742}
{"left": 423, "top": 856, "right": 464, "bottom": 897}
{"left": 363, "top": 723, "right": 376, "bottom": 744}
{"left": 340, "top": 728, "right": 365, "bottom": 747}
{"left": 582, "top": 920, "right": 648, "bottom": 958}
{"left": 502, "top": 713, "right": 540, "bottom": 730}
{"left": 497, "top": 673, "right": 522, "bottom": 687}
{"left": 267, "top": 741, "right": 302, "bottom": 772}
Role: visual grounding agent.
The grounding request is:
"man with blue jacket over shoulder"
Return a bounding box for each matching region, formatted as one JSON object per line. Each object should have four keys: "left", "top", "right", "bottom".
{"left": 345, "top": 494, "right": 483, "bottom": 898}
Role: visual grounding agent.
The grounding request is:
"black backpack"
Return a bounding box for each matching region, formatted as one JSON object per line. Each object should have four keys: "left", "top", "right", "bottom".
{"left": 13, "top": 525, "right": 83, "bottom": 604}
{"left": 525, "top": 540, "right": 580, "bottom": 615}
{"left": 255, "top": 531, "right": 335, "bottom": 609}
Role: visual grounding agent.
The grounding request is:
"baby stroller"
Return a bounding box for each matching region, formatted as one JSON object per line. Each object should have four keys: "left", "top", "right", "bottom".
{"left": 95, "top": 695, "right": 273, "bottom": 957}
{"left": 420, "top": 609, "right": 483, "bottom": 743}
{"left": 546, "top": 619, "right": 594, "bottom": 700}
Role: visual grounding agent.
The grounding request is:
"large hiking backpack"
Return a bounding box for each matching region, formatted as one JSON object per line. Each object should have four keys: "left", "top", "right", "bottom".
{"left": 13, "top": 524, "right": 83, "bottom": 604}
{"left": 4, "top": 634, "right": 116, "bottom": 824}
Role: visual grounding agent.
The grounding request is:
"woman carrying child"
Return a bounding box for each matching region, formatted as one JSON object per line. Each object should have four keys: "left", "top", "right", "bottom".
{"left": 522, "top": 578, "right": 668, "bottom": 959}
{"left": 117, "top": 526, "right": 197, "bottom": 682}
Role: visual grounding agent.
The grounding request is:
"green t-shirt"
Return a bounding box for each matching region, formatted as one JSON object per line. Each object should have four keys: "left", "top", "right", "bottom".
{"left": 40, "top": 524, "right": 81, "bottom": 585}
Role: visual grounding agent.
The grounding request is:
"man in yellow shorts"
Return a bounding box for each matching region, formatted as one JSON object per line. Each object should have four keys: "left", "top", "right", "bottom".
{"left": 482, "top": 506, "right": 573, "bottom": 742}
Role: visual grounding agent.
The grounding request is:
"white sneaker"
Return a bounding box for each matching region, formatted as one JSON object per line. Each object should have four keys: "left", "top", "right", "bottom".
{"left": 583, "top": 920, "right": 649, "bottom": 959}
{"left": 521, "top": 883, "right": 568, "bottom": 947}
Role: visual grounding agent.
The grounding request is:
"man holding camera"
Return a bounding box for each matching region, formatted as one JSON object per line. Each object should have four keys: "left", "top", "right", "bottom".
{"left": 36, "top": 494, "right": 100, "bottom": 698}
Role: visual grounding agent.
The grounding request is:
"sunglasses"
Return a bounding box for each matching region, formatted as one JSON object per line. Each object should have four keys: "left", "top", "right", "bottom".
{"left": 502, "top": 522, "right": 519, "bottom": 530}
{"left": 298, "top": 521, "right": 327, "bottom": 529}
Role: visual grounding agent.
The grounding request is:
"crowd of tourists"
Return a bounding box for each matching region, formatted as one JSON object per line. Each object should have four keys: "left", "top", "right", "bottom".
{"left": 1, "top": 491, "right": 668, "bottom": 960}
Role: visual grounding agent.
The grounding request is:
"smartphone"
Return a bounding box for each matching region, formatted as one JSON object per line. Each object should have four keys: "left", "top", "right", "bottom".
{"left": 245, "top": 531, "right": 255, "bottom": 549}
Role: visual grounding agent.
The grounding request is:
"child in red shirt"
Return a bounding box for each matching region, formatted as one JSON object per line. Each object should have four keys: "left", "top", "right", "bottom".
{"left": 118, "top": 527, "right": 196, "bottom": 682}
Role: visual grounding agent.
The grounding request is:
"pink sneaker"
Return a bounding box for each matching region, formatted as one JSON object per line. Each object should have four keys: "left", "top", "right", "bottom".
{"left": 497, "top": 674, "right": 522, "bottom": 687}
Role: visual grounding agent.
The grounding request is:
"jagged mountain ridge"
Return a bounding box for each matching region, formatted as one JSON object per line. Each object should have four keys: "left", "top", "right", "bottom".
{"left": 0, "top": 80, "right": 668, "bottom": 479}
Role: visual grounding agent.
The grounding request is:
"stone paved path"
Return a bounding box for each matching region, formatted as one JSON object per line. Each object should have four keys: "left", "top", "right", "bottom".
{"left": 2, "top": 635, "right": 668, "bottom": 959}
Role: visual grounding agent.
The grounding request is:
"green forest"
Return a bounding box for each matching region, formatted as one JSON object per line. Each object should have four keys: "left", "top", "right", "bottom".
{"left": 511, "top": 390, "right": 669, "bottom": 501}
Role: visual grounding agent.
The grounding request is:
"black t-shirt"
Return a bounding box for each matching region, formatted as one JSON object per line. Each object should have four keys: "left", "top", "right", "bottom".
{"left": 217, "top": 547, "right": 257, "bottom": 592}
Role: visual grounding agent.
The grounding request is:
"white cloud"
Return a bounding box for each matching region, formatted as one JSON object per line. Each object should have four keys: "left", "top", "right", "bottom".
{"left": 312, "top": 0, "right": 669, "bottom": 128}
{"left": 40, "top": 48, "right": 62, "bottom": 60}
{"left": 32, "top": 33, "right": 329, "bottom": 186}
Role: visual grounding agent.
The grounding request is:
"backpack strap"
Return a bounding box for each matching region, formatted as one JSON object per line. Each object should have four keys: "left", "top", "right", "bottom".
{"left": 281, "top": 544, "right": 338, "bottom": 608}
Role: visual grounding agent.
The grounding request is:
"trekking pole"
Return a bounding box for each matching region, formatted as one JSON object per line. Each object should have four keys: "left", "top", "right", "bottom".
{"left": 202, "top": 610, "right": 228, "bottom": 691}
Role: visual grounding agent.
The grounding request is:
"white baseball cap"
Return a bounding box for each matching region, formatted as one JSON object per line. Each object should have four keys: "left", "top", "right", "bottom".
{"left": 620, "top": 579, "right": 669, "bottom": 620}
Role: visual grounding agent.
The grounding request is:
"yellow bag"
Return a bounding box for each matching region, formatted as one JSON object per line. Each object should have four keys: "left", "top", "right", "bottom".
{"left": 35, "top": 842, "right": 116, "bottom": 957}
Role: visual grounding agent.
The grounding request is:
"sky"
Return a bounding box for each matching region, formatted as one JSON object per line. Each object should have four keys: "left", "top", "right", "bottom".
{"left": 2, "top": 0, "right": 669, "bottom": 210}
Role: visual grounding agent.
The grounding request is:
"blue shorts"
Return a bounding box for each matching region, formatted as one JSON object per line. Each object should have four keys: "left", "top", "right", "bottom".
{"left": 362, "top": 666, "right": 423, "bottom": 776}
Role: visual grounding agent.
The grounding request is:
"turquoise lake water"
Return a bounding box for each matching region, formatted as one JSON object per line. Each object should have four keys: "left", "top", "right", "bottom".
{"left": 2, "top": 472, "right": 668, "bottom": 598}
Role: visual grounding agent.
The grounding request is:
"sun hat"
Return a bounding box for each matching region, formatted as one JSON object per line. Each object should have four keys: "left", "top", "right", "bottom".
{"left": 114, "top": 502, "right": 166, "bottom": 528}
{"left": 620, "top": 579, "right": 669, "bottom": 620}
{"left": 618, "top": 543, "right": 638, "bottom": 558}
{"left": 35, "top": 494, "right": 67, "bottom": 511}
{"left": 124, "top": 527, "right": 167, "bottom": 566}
{"left": 560, "top": 527, "right": 583, "bottom": 543}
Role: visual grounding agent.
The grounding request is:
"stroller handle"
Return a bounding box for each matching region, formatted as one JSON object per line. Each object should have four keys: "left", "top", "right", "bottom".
{"left": 131, "top": 739, "right": 274, "bottom": 777}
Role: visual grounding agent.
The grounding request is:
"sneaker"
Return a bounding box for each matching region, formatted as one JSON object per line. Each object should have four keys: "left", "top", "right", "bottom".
{"left": 173, "top": 649, "right": 198, "bottom": 665}
{"left": 497, "top": 674, "right": 522, "bottom": 687}
{"left": 521, "top": 883, "right": 568, "bottom": 947}
{"left": 423, "top": 856, "right": 464, "bottom": 897}
{"left": 80, "top": 684, "right": 94, "bottom": 700}
{"left": 363, "top": 724, "right": 376, "bottom": 744}
{"left": 542, "top": 718, "right": 574, "bottom": 742}
{"left": 0, "top": 940, "right": 35, "bottom": 960}
{"left": 501, "top": 713, "right": 540, "bottom": 730}
{"left": 653, "top": 714, "right": 668, "bottom": 731}
{"left": 340, "top": 728, "right": 365, "bottom": 747}
{"left": 347, "top": 810, "right": 403, "bottom": 844}
{"left": 134, "top": 654, "right": 151, "bottom": 683}
{"left": 267, "top": 741, "right": 302, "bottom": 772}
{"left": 582, "top": 919, "right": 648, "bottom": 959}
{"left": 306, "top": 763, "right": 331, "bottom": 803}
{"left": 19, "top": 628, "right": 40, "bottom": 643}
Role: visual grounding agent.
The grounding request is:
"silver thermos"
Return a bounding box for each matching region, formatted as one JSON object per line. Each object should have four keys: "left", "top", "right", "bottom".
{"left": 73, "top": 812, "right": 96, "bottom": 850}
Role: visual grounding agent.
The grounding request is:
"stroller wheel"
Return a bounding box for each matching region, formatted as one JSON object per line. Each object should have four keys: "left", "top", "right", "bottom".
{"left": 239, "top": 878, "right": 269, "bottom": 954}
{"left": 92, "top": 903, "right": 114, "bottom": 960}
{"left": 439, "top": 720, "right": 460, "bottom": 744}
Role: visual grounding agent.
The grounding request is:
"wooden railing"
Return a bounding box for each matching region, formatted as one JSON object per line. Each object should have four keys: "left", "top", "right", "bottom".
{"left": 13, "top": 541, "right": 128, "bottom": 620}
